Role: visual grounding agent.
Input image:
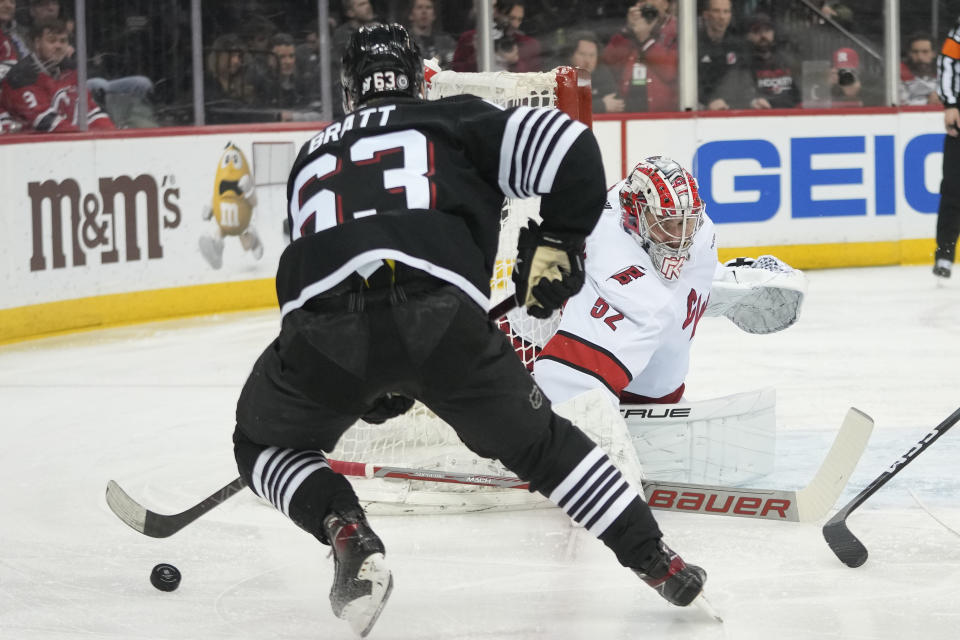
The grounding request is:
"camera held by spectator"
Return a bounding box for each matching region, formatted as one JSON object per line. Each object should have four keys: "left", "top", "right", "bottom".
{"left": 494, "top": 33, "right": 519, "bottom": 70}
{"left": 831, "top": 47, "right": 863, "bottom": 106}
{"left": 837, "top": 68, "right": 856, "bottom": 86}
{"left": 640, "top": 4, "right": 659, "bottom": 24}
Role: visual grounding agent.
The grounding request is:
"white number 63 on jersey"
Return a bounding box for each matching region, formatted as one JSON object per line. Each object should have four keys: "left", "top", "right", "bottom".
{"left": 289, "top": 130, "right": 432, "bottom": 241}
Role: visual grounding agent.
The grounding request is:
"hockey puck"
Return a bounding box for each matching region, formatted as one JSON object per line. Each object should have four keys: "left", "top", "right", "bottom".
{"left": 150, "top": 563, "right": 181, "bottom": 592}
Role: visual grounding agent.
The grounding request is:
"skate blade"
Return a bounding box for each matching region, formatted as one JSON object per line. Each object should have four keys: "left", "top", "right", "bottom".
{"left": 341, "top": 554, "right": 393, "bottom": 637}
{"left": 693, "top": 592, "right": 723, "bottom": 623}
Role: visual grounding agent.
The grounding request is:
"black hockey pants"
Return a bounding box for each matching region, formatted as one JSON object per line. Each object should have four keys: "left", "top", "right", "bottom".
{"left": 233, "top": 267, "right": 662, "bottom": 568}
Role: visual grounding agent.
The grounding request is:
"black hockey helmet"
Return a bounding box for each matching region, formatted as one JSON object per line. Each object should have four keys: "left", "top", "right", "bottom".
{"left": 340, "top": 23, "right": 424, "bottom": 112}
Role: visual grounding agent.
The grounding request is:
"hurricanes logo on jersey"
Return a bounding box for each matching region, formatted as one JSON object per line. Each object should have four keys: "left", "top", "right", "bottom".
{"left": 610, "top": 265, "right": 646, "bottom": 285}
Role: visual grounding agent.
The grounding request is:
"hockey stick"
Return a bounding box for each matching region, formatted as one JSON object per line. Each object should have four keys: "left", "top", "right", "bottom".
{"left": 105, "top": 406, "right": 872, "bottom": 537}
{"left": 488, "top": 294, "right": 518, "bottom": 320}
{"left": 105, "top": 477, "right": 246, "bottom": 539}
{"left": 822, "top": 406, "right": 960, "bottom": 567}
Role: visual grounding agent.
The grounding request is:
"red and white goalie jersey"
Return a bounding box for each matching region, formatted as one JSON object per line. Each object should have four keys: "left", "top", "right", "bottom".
{"left": 533, "top": 180, "right": 718, "bottom": 408}
{"left": 0, "top": 58, "right": 114, "bottom": 133}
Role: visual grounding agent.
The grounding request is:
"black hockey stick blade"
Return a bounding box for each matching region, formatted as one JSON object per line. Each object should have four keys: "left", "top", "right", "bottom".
{"left": 105, "top": 477, "right": 246, "bottom": 538}
{"left": 823, "top": 405, "right": 960, "bottom": 567}
{"left": 821, "top": 516, "right": 868, "bottom": 568}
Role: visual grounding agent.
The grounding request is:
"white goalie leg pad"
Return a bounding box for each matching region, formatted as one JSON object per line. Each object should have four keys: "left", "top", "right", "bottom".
{"left": 621, "top": 388, "right": 776, "bottom": 485}
{"left": 707, "top": 255, "right": 807, "bottom": 334}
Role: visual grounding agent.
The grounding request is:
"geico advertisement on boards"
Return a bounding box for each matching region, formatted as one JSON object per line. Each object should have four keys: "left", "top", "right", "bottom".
{"left": 616, "top": 110, "right": 944, "bottom": 246}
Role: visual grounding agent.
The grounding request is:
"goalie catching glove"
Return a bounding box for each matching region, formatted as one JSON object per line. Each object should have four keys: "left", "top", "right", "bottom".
{"left": 706, "top": 255, "right": 807, "bottom": 334}
{"left": 512, "top": 221, "right": 586, "bottom": 319}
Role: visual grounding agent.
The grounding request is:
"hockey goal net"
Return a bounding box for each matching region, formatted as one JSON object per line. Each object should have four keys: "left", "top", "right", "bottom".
{"left": 327, "top": 67, "right": 594, "bottom": 514}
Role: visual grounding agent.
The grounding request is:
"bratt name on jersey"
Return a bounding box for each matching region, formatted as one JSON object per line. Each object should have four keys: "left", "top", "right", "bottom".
{"left": 307, "top": 105, "right": 398, "bottom": 153}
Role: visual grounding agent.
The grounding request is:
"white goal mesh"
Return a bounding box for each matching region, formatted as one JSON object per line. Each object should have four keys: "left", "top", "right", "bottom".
{"left": 327, "top": 67, "right": 590, "bottom": 514}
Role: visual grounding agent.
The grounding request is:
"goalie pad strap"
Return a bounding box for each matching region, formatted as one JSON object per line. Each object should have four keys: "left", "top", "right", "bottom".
{"left": 620, "top": 385, "right": 685, "bottom": 405}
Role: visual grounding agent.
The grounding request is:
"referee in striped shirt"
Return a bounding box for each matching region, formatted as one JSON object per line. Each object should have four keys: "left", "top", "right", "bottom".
{"left": 935, "top": 18, "right": 960, "bottom": 278}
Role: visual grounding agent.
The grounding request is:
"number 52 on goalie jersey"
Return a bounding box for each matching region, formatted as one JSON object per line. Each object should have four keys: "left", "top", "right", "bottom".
{"left": 278, "top": 95, "right": 606, "bottom": 316}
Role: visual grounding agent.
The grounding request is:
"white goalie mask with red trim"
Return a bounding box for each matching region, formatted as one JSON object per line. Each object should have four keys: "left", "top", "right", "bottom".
{"left": 619, "top": 156, "right": 705, "bottom": 280}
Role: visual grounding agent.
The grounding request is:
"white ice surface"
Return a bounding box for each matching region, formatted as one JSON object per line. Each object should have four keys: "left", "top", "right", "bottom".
{"left": 2, "top": 265, "right": 959, "bottom": 639}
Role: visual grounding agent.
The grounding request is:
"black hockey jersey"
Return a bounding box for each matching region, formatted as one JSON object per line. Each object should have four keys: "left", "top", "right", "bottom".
{"left": 277, "top": 94, "right": 605, "bottom": 316}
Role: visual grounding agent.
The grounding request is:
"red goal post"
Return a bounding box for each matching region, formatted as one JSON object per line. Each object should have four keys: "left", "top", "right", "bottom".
{"left": 327, "top": 66, "right": 595, "bottom": 514}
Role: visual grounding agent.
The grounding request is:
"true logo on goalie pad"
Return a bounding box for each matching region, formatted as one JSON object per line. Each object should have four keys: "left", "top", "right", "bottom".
{"left": 646, "top": 488, "right": 792, "bottom": 519}
{"left": 620, "top": 407, "right": 692, "bottom": 419}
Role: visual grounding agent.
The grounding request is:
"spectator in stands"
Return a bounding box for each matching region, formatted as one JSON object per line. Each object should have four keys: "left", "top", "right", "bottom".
{"left": 27, "top": 0, "right": 56, "bottom": 22}
{"left": 900, "top": 33, "right": 939, "bottom": 106}
{"left": 407, "top": 0, "right": 456, "bottom": 67}
{"left": 240, "top": 13, "right": 277, "bottom": 94}
{"left": 241, "top": 12, "right": 276, "bottom": 55}
{"left": 698, "top": 0, "right": 750, "bottom": 110}
{"left": 452, "top": 0, "right": 542, "bottom": 73}
{"left": 1, "top": 0, "right": 28, "bottom": 64}
{"left": 20, "top": 0, "right": 71, "bottom": 58}
{"left": 566, "top": 30, "right": 623, "bottom": 113}
{"left": 0, "top": 18, "right": 113, "bottom": 132}
{"left": 493, "top": 31, "right": 520, "bottom": 71}
{"left": 333, "top": 0, "right": 377, "bottom": 57}
{"left": 0, "top": 29, "right": 16, "bottom": 81}
{"left": 0, "top": 1, "right": 17, "bottom": 132}
{"left": 253, "top": 32, "right": 322, "bottom": 121}
{"left": 602, "top": 0, "right": 678, "bottom": 112}
{"left": 35, "top": 0, "right": 155, "bottom": 128}
{"left": 204, "top": 33, "right": 259, "bottom": 123}
{"left": 744, "top": 12, "right": 799, "bottom": 109}
{"left": 0, "top": 0, "right": 20, "bottom": 82}
{"left": 295, "top": 29, "right": 319, "bottom": 69}
{"left": 829, "top": 46, "right": 864, "bottom": 107}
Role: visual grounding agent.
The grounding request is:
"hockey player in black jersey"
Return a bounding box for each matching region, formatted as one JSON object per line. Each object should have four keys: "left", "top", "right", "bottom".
{"left": 232, "top": 23, "right": 706, "bottom": 636}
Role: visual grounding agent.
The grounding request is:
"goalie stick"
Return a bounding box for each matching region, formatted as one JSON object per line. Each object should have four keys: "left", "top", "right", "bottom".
{"left": 822, "top": 405, "right": 960, "bottom": 568}
{"left": 105, "top": 407, "right": 872, "bottom": 538}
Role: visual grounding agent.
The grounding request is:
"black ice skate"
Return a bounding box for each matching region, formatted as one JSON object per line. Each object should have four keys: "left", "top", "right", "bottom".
{"left": 633, "top": 540, "right": 706, "bottom": 607}
{"left": 323, "top": 510, "right": 394, "bottom": 637}
{"left": 933, "top": 259, "right": 952, "bottom": 279}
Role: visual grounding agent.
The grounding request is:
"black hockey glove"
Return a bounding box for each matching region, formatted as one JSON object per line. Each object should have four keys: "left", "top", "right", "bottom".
{"left": 512, "top": 221, "right": 586, "bottom": 319}
{"left": 361, "top": 393, "right": 415, "bottom": 425}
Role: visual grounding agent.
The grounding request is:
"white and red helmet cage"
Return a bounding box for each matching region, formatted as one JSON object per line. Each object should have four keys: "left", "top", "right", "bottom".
{"left": 619, "top": 156, "right": 705, "bottom": 280}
